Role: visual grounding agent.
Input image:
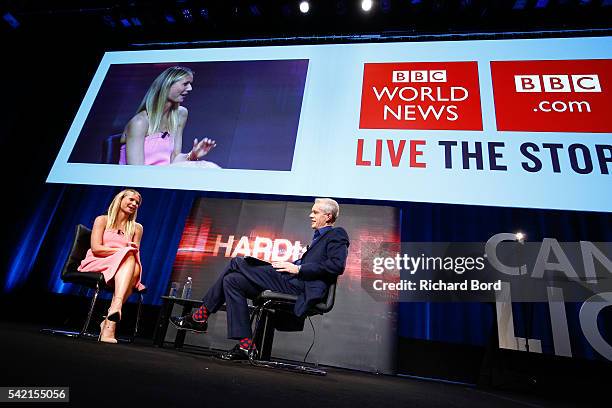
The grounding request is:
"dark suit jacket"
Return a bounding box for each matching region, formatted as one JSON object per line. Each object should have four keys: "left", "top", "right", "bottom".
{"left": 292, "top": 227, "right": 350, "bottom": 316}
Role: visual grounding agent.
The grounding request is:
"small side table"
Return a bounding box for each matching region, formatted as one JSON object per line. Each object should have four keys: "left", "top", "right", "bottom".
{"left": 153, "top": 296, "right": 203, "bottom": 348}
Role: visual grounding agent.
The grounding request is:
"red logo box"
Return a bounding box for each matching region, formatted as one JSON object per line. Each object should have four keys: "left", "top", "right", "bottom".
{"left": 359, "top": 62, "right": 483, "bottom": 131}
{"left": 491, "top": 59, "right": 612, "bottom": 133}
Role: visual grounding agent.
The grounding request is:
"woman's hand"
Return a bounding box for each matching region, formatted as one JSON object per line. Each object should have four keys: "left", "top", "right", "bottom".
{"left": 188, "top": 138, "right": 216, "bottom": 160}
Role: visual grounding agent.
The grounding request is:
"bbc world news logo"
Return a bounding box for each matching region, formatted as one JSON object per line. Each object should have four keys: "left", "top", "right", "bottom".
{"left": 359, "top": 62, "right": 483, "bottom": 131}
{"left": 491, "top": 60, "right": 611, "bottom": 133}
{"left": 391, "top": 70, "right": 448, "bottom": 83}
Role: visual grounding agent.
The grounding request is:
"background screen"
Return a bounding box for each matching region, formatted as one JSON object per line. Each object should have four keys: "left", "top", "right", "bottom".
{"left": 166, "top": 197, "right": 400, "bottom": 372}
{"left": 48, "top": 37, "right": 612, "bottom": 212}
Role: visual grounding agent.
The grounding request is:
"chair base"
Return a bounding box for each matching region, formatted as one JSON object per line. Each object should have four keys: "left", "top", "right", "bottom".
{"left": 40, "top": 328, "right": 97, "bottom": 339}
{"left": 248, "top": 358, "right": 327, "bottom": 376}
{"left": 39, "top": 328, "right": 134, "bottom": 343}
{"left": 249, "top": 300, "right": 325, "bottom": 375}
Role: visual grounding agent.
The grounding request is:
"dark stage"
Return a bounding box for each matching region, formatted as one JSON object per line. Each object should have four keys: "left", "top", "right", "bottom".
{"left": 0, "top": 321, "right": 587, "bottom": 408}
{"left": 2, "top": 3, "right": 610, "bottom": 408}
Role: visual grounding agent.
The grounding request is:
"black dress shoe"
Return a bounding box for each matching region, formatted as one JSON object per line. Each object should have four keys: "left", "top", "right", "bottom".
{"left": 216, "top": 344, "right": 251, "bottom": 361}
{"left": 169, "top": 315, "right": 208, "bottom": 333}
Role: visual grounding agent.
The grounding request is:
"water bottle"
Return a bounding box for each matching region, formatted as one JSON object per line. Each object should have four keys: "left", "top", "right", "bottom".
{"left": 181, "top": 277, "right": 193, "bottom": 299}
{"left": 168, "top": 281, "right": 180, "bottom": 297}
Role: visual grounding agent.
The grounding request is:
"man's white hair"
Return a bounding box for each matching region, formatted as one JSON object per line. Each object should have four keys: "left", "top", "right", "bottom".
{"left": 315, "top": 198, "right": 340, "bottom": 223}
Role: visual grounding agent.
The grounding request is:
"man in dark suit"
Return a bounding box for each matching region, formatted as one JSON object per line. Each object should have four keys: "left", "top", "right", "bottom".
{"left": 170, "top": 198, "right": 350, "bottom": 360}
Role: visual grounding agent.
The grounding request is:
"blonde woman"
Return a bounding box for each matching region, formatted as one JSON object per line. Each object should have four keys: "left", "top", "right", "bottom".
{"left": 119, "top": 66, "right": 219, "bottom": 167}
{"left": 78, "top": 189, "right": 145, "bottom": 343}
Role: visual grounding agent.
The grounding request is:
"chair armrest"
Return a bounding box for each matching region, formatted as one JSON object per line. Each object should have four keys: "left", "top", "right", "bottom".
{"left": 257, "top": 290, "right": 298, "bottom": 303}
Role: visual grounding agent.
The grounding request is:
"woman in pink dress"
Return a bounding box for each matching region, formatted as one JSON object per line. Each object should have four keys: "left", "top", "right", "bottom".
{"left": 78, "top": 189, "right": 144, "bottom": 343}
{"left": 119, "top": 66, "right": 219, "bottom": 167}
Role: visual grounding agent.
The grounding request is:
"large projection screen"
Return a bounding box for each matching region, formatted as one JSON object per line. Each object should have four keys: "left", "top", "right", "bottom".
{"left": 48, "top": 37, "right": 612, "bottom": 212}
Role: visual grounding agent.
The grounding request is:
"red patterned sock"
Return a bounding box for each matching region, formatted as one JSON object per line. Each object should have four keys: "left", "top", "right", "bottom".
{"left": 192, "top": 305, "right": 209, "bottom": 322}
{"left": 239, "top": 337, "right": 253, "bottom": 351}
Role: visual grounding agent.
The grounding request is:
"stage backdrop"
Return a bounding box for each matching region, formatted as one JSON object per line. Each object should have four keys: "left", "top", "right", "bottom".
{"left": 165, "top": 198, "right": 400, "bottom": 374}
{"left": 48, "top": 36, "right": 612, "bottom": 213}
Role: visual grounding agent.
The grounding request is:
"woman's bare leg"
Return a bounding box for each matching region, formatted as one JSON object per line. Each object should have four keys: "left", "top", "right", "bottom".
{"left": 131, "top": 262, "right": 141, "bottom": 289}
{"left": 108, "top": 252, "right": 136, "bottom": 321}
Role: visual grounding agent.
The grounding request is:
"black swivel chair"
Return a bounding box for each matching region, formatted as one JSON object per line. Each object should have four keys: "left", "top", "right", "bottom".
{"left": 248, "top": 282, "right": 337, "bottom": 376}
{"left": 101, "top": 134, "right": 123, "bottom": 164}
{"left": 41, "top": 224, "right": 146, "bottom": 341}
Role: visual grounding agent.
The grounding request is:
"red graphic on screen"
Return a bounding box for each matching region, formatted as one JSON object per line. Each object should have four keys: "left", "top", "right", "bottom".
{"left": 490, "top": 59, "right": 612, "bottom": 133}
{"left": 177, "top": 222, "right": 306, "bottom": 264}
{"left": 359, "top": 61, "right": 483, "bottom": 131}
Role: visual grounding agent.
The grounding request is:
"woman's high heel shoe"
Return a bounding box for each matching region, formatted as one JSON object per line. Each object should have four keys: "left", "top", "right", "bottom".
{"left": 99, "top": 319, "right": 118, "bottom": 344}
{"left": 107, "top": 296, "right": 124, "bottom": 322}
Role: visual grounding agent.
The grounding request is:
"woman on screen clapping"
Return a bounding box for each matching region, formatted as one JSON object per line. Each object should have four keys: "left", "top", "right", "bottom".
{"left": 119, "top": 66, "right": 220, "bottom": 168}
{"left": 78, "top": 189, "right": 145, "bottom": 343}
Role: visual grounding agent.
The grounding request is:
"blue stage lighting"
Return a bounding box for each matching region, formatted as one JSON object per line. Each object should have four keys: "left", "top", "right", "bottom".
{"left": 182, "top": 8, "right": 193, "bottom": 22}
{"left": 2, "top": 12, "right": 20, "bottom": 29}
{"left": 512, "top": 0, "right": 528, "bottom": 10}
{"left": 120, "top": 18, "right": 131, "bottom": 27}
{"left": 102, "top": 15, "right": 116, "bottom": 28}
{"left": 165, "top": 14, "right": 176, "bottom": 23}
{"left": 535, "top": 0, "right": 549, "bottom": 8}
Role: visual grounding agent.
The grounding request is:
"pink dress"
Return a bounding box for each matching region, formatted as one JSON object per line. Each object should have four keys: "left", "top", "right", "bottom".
{"left": 77, "top": 230, "right": 145, "bottom": 291}
{"left": 118, "top": 132, "right": 174, "bottom": 165}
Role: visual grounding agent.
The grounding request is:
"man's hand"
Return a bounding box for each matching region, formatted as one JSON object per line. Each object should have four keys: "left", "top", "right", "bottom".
{"left": 272, "top": 261, "right": 299, "bottom": 274}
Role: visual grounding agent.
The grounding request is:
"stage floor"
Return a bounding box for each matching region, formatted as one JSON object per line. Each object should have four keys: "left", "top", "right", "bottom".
{"left": 0, "top": 322, "right": 583, "bottom": 407}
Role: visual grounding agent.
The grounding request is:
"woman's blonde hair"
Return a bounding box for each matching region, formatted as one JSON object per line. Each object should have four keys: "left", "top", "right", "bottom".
{"left": 136, "top": 66, "right": 193, "bottom": 136}
{"left": 106, "top": 189, "right": 142, "bottom": 239}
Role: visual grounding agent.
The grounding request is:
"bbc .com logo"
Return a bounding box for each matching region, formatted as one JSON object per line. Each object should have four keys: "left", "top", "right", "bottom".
{"left": 491, "top": 60, "right": 610, "bottom": 133}
{"left": 514, "top": 75, "right": 601, "bottom": 93}
{"left": 512, "top": 74, "right": 602, "bottom": 114}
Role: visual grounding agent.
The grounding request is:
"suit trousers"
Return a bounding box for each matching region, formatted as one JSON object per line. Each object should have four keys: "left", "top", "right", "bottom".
{"left": 202, "top": 257, "right": 304, "bottom": 339}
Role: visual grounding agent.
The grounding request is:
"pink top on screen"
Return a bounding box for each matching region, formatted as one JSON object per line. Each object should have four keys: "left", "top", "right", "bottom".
{"left": 118, "top": 132, "right": 174, "bottom": 165}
